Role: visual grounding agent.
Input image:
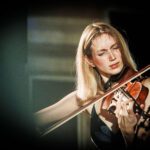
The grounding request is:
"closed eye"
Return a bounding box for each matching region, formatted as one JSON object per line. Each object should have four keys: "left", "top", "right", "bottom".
{"left": 111, "top": 44, "right": 120, "bottom": 50}
{"left": 97, "top": 49, "right": 107, "bottom": 56}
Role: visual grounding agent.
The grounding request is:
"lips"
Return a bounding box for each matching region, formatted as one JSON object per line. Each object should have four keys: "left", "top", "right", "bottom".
{"left": 109, "top": 62, "right": 119, "bottom": 69}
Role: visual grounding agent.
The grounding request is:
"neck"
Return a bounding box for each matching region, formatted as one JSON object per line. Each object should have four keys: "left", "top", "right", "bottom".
{"left": 103, "top": 66, "right": 134, "bottom": 91}
{"left": 101, "top": 74, "right": 110, "bottom": 83}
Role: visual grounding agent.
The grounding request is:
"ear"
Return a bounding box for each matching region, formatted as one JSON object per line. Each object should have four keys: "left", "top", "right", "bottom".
{"left": 84, "top": 56, "right": 95, "bottom": 67}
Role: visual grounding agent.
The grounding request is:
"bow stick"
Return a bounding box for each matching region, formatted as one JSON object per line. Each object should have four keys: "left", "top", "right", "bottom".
{"left": 40, "top": 65, "right": 150, "bottom": 136}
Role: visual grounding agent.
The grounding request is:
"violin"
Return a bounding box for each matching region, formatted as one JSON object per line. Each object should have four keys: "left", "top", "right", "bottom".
{"left": 40, "top": 65, "right": 150, "bottom": 136}
{"left": 103, "top": 66, "right": 150, "bottom": 119}
{"left": 106, "top": 81, "right": 149, "bottom": 116}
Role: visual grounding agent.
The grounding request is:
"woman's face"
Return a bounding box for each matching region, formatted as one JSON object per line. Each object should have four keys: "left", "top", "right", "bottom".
{"left": 90, "top": 34, "right": 124, "bottom": 82}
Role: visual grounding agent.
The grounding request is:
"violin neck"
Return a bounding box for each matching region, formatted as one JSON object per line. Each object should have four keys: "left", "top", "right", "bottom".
{"left": 41, "top": 65, "right": 150, "bottom": 136}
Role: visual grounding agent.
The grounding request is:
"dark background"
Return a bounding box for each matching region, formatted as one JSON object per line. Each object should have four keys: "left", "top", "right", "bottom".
{"left": 0, "top": 0, "right": 149, "bottom": 149}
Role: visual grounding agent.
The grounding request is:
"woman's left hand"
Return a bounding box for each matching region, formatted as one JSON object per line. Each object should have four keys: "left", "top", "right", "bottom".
{"left": 115, "top": 98, "right": 137, "bottom": 134}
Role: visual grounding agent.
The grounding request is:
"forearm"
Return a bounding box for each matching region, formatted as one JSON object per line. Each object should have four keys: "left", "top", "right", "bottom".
{"left": 34, "top": 105, "right": 65, "bottom": 128}
{"left": 34, "top": 91, "right": 79, "bottom": 129}
{"left": 121, "top": 128, "right": 135, "bottom": 146}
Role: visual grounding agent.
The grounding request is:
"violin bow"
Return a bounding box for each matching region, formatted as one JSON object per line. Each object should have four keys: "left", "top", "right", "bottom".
{"left": 40, "top": 64, "right": 150, "bottom": 137}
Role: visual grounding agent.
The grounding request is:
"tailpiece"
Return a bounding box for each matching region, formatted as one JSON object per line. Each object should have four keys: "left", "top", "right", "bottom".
{"left": 40, "top": 65, "right": 150, "bottom": 136}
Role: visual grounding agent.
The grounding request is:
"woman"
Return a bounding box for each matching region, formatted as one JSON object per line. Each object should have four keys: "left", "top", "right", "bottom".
{"left": 35, "top": 22, "right": 150, "bottom": 149}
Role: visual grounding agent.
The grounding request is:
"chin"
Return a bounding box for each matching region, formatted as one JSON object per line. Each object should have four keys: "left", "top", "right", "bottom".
{"left": 110, "top": 66, "right": 123, "bottom": 75}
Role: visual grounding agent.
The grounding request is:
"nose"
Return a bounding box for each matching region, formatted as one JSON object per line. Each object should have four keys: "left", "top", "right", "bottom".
{"left": 108, "top": 50, "right": 116, "bottom": 61}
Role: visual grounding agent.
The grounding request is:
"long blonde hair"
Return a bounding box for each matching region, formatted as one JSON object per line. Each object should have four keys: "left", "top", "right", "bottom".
{"left": 76, "top": 22, "right": 137, "bottom": 103}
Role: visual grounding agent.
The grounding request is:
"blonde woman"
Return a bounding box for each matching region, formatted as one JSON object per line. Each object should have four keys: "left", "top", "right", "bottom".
{"left": 35, "top": 22, "right": 150, "bottom": 150}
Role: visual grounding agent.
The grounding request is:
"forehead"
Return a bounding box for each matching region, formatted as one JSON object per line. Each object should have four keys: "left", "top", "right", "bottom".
{"left": 91, "top": 34, "right": 116, "bottom": 49}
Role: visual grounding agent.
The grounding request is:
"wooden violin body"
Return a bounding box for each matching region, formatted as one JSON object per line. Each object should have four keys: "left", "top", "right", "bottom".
{"left": 102, "top": 65, "right": 150, "bottom": 123}
{"left": 105, "top": 80, "right": 149, "bottom": 116}
{"left": 39, "top": 65, "right": 150, "bottom": 136}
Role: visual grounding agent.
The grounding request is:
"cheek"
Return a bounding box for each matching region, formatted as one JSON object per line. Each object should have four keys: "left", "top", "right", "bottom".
{"left": 116, "top": 50, "right": 122, "bottom": 58}
{"left": 117, "top": 52, "right": 123, "bottom": 62}
{"left": 93, "top": 57, "right": 107, "bottom": 67}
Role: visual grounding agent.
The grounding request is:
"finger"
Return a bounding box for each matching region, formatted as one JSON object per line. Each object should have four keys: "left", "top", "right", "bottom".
{"left": 140, "top": 104, "right": 145, "bottom": 110}
{"left": 124, "top": 98, "right": 132, "bottom": 104}
{"left": 115, "top": 100, "right": 122, "bottom": 117}
{"left": 120, "top": 102, "right": 128, "bottom": 116}
{"left": 127, "top": 100, "right": 134, "bottom": 111}
{"left": 116, "top": 101, "right": 128, "bottom": 117}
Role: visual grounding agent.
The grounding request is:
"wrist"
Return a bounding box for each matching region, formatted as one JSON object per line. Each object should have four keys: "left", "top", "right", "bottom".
{"left": 121, "top": 128, "right": 135, "bottom": 145}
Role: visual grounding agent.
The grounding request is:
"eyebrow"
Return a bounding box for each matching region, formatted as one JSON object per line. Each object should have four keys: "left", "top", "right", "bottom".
{"left": 96, "top": 43, "right": 118, "bottom": 52}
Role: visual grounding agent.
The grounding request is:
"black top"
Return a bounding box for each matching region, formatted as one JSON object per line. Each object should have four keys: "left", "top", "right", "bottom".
{"left": 90, "top": 105, "right": 126, "bottom": 150}
{"left": 90, "top": 66, "right": 150, "bottom": 149}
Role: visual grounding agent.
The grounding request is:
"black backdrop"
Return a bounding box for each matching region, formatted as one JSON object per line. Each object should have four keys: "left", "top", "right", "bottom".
{"left": 0, "top": 1, "right": 149, "bottom": 149}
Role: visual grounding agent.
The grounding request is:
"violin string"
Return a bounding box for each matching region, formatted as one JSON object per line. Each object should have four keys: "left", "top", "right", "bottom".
{"left": 41, "top": 65, "right": 150, "bottom": 136}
